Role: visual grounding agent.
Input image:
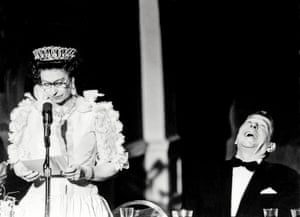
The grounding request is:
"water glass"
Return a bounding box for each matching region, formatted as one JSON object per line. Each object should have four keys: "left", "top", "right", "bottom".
{"left": 263, "top": 208, "right": 278, "bottom": 217}
{"left": 0, "top": 197, "right": 16, "bottom": 217}
{"left": 119, "top": 207, "right": 135, "bottom": 217}
{"left": 171, "top": 209, "right": 193, "bottom": 217}
{"left": 0, "top": 184, "right": 5, "bottom": 200}
{"left": 291, "top": 208, "right": 300, "bottom": 217}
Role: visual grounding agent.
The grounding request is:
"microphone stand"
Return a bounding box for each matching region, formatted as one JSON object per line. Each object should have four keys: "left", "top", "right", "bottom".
{"left": 43, "top": 120, "right": 51, "bottom": 217}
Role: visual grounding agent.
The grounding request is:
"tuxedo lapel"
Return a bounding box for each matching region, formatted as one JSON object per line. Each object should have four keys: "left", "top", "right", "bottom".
{"left": 235, "top": 161, "right": 269, "bottom": 217}
{"left": 219, "top": 162, "right": 234, "bottom": 217}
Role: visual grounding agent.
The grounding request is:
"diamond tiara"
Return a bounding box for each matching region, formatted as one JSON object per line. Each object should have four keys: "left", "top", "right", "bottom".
{"left": 32, "top": 46, "right": 77, "bottom": 61}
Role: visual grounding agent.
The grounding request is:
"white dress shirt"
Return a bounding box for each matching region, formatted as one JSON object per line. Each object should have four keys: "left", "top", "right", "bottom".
{"left": 231, "top": 166, "right": 254, "bottom": 217}
{"left": 231, "top": 157, "right": 262, "bottom": 217}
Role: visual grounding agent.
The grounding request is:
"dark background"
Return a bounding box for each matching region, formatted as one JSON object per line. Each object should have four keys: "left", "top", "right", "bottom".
{"left": 0, "top": 0, "right": 300, "bottom": 209}
{"left": 159, "top": 0, "right": 300, "bottom": 206}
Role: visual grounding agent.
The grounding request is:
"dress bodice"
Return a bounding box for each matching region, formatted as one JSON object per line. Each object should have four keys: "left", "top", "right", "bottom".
{"left": 8, "top": 91, "right": 129, "bottom": 171}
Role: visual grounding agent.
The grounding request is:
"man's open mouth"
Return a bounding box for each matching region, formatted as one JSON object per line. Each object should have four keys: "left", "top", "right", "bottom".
{"left": 244, "top": 132, "right": 255, "bottom": 137}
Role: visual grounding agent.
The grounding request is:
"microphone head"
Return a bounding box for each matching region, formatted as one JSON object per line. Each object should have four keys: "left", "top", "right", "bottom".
{"left": 42, "top": 102, "right": 52, "bottom": 113}
{"left": 42, "top": 102, "right": 53, "bottom": 124}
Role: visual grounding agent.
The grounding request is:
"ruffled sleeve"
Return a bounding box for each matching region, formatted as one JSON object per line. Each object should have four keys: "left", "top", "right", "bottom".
{"left": 8, "top": 95, "right": 35, "bottom": 164}
{"left": 93, "top": 101, "right": 129, "bottom": 171}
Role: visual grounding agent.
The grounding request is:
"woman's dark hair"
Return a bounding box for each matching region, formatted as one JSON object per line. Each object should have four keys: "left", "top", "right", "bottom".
{"left": 31, "top": 54, "right": 82, "bottom": 84}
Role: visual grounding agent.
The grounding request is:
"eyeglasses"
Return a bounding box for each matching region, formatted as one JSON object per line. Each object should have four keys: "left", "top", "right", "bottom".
{"left": 40, "top": 80, "right": 70, "bottom": 89}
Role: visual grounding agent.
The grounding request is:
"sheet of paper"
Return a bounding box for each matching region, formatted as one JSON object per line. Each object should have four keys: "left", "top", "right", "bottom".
{"left": 22, "top": 156, "right": 68, "bottom": 176}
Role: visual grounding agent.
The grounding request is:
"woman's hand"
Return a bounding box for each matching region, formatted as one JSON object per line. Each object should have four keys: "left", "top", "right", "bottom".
{"left": 63, "top": 166, "right": 81, "bottom": 181}
{"left": 13, "top": 161, "right": 41, "bottom": 182}
{"left": 63, "top": 163, "right": 119, "bottom": 182}
{"left": 21, "top": 170, "right": 41, "bottom": 182}
{"left": 63, "top": 165, "right": 93, "bottom": 181}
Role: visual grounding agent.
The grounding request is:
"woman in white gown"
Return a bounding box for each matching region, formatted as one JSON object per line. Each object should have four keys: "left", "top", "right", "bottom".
{"left": 7, "top": 46, "right": 129, "bottom": 217}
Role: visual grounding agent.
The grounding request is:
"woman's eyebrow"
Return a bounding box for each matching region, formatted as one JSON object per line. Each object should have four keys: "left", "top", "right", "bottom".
{"left": 41, "top": 77, "right": 66, "bottom": 83}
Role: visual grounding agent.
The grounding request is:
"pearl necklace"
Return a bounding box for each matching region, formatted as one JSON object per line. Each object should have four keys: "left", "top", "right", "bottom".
{"left": 52, "top": 96, "right": 77, "bottom": 121}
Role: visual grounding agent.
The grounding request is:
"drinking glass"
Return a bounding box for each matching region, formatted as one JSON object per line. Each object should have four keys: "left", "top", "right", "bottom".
{"left": 171, "top": 209, "right": 193, "bottom": 217}
{"left": 119, "top": 207, "right": 135, "bottom": 217}
{"left": 0, "top": 196, "right": 16, "bottom": 217}
{"left": 291, "top": 208, "right": 300, "bottom": 217}
{"left": 263, "top": 208, "right": 278, "bottom": 217}
{"left": 0, "top": 184, "right": 6, "bottom": 200}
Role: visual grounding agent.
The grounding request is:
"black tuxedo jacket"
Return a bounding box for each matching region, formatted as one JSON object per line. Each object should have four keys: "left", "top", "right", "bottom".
{"left": 183, "top": 160, "right": 300, "bottom": 217}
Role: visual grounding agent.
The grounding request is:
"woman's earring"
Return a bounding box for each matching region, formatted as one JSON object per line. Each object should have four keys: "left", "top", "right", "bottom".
{"left": 70, "top": 78, "right": 77, "bottom": 96}
{"left": 71, "top": 86, "right": 77, "bottom": 96}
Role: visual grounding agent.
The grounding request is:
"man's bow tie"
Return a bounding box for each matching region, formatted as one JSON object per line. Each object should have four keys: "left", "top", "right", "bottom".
{"left": 230, "top": 157, "right": 259, "bottom": 171}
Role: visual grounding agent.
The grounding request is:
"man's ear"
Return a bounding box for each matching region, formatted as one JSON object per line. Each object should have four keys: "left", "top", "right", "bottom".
{"left": 234, "top": 138, "right": 237, "bottom": 145}
{"left": 266, "top": 142, "right": 276, "bottom": 153}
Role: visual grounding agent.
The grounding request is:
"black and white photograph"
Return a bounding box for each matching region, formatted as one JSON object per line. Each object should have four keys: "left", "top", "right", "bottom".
{"left": 0, "top": 0, "right": 299, "bottom": 217}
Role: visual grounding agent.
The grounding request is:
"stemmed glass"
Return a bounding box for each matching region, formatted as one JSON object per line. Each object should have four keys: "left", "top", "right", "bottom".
{"left": 263, "top": 208, "right": 278, "bottom": 217}
{"left": 291, "top": 208, "right": 300, "bottom": 217}
{"left": 171, "top": 209, "right": 193, "bottom": 217}
{"left": 0, "top": 184, "right": 6, "bottom": 200}
{"left": 119, "top": 207, "right": 135, "bottom": 217}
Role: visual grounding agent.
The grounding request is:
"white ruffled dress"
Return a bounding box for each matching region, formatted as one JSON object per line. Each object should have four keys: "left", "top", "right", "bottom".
{"left": 7, "top": 91, "right": 129, "bottom": 217}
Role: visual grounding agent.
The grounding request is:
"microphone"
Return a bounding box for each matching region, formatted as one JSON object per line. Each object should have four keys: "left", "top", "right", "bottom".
{"left": 42, "top": 102, "right": 53, "bottom": 137}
